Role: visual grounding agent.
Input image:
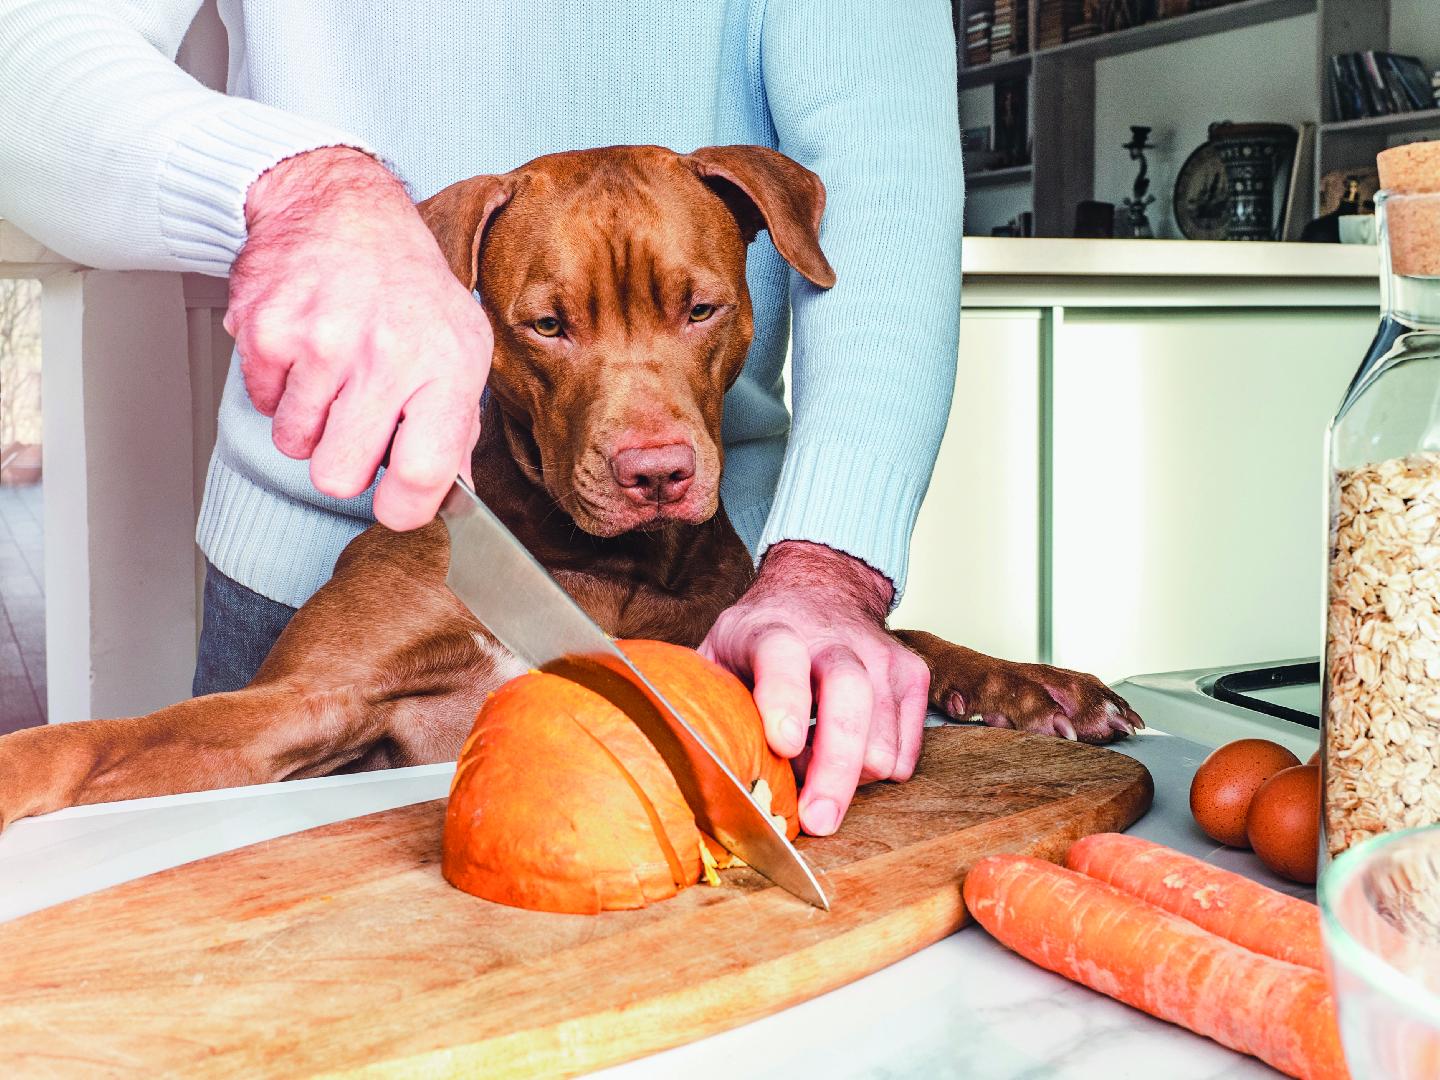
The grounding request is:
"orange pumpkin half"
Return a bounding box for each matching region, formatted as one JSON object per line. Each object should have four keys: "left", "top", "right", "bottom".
{"left": 442, "top": 639, "right": 799, "bottom": 914}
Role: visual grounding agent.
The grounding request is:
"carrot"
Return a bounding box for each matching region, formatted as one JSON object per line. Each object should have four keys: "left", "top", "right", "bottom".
{"left": 963, "top": 855, "right": 1348, "bottom": 1080}
{"left": 1065, "top": 833, "right": 1323, "bottom": 971}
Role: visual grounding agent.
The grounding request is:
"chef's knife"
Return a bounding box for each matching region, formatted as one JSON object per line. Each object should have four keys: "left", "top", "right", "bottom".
{"left": 437, "top": 474, "right": 829, "bottom": 910}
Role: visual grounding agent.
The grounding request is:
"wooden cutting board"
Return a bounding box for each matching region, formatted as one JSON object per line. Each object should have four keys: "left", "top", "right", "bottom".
{"left": 0, "top": 726, "right": 1151, "bottom": 1079}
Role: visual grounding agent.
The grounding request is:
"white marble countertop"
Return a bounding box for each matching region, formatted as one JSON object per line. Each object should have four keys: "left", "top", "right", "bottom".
{"left": 0, "top": 721, "right": 1315, "bottom": 1079}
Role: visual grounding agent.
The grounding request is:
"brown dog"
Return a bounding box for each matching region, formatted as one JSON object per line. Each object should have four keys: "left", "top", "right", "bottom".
{"left": 0, "top": 145, "right": 1141, "bottom": 831}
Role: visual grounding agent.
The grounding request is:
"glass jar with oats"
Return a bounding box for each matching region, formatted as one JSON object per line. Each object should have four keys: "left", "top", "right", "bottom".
{"left": 1324, "top": 141, "right": 1440, "bottom": 867}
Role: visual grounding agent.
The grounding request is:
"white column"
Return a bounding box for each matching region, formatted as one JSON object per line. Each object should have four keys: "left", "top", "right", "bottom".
{"left": 41, "top": 270, "right": 197, "bottom": 722}
{"left": 183, "top": 273, "right": 234, "bottom": 632}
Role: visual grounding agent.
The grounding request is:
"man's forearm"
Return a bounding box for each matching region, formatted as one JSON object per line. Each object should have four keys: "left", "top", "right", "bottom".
{"left": 755, "top": 0, "right": 962, "bottom": 601}
{"left": 756, "top": 541, "right": 893, "bottom": 617}
{"left": 0, "top": 0, "right": 368, "bottom": 275}
{"left": 245, "top": 147, "right": 400, "bottom": 232}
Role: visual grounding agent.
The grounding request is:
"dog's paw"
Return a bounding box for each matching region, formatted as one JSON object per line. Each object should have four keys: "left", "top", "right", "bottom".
{"left": 937, "top": 659, "right": 1143, "bottom": 744}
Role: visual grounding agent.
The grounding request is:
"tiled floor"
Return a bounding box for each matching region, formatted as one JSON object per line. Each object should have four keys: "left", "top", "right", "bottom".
{"left": 0, "top": 482, "right": 44, "bottom": 734}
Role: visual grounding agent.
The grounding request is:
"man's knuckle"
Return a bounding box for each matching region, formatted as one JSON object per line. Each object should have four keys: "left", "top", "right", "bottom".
{"left": 369, "top": 320, "right": 407, "bottom": 358}
{"left": 302, "top": 320, "right": 351, "bottom": 359}
{"left": 901, "top": 655, "right": 932, "bottom": 694}
{"left": 708, "top": 608, "right": 741, "bottom": 636}
{"left": 816, "top": 747, "right": 865, "bottom": 777}
{"left": 271, "top": 418, "right": 302, "bottom": 448}
{"left": 825, "top": 708, "right": 869, "bottom": 740}
{"left": 814, "top": 642, "right": 862, "bottom": 671}
{"left": 238, "top": 356, "right": 271, "bottom": 392}
{"left": 391, "top": 459, "right": 450, "bottom": 492}
{"left": 243, "top": 315, "right": 294, "bottom": 360}
{"left": 898, "top": 648, "right": 928, "bottom": 679}
{"left": 864, "top": 749, "right": 897, "bottom": 778}
{"left": 748, "top": 618, "right": 794, "bottom": 637}
{"left": 865, "top": 724, "right": 898, "bottom": 754}
{"left": 749, "top": 619, "right": 802, "bottom": 649}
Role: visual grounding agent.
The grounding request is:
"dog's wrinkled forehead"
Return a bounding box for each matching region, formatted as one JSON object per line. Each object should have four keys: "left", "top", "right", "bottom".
{"left": 486, "top": 154, "right": 744, "bottom": 328}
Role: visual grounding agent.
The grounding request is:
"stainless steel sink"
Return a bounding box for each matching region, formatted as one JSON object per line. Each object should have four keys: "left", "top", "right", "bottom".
{"left": 1112, "top": 658, "right": 1320, "bottom": 758}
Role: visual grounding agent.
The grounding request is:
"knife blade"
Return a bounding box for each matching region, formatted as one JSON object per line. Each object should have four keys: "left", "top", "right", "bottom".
{"left": 437, "top": 474, "right": 829, "bottom": 910}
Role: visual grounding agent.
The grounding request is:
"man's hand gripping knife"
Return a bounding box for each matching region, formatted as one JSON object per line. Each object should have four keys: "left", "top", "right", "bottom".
{"left": 226, "top": 147, "right": 492, "bottom": 530}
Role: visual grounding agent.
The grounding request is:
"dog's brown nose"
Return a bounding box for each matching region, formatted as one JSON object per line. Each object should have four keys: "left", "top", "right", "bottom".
{"left": 610, "top": 444, "right": 696, "bottom": 505}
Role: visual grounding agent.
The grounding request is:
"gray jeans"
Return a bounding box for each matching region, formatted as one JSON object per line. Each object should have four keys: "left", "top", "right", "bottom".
{"left": 192, "top": 562, "right": 299, "bottom": 696}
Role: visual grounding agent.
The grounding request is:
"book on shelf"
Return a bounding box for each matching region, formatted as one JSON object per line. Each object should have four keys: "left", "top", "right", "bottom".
{"left": 1327, "top": 51, "right": 1437, "bottom": 121}
{"left": 990, "top": 0, "right": 1027, "bottom": 59}
{"left": 964, "top": 0, "right": 995, "bottom": 66}
{"left": 1325, "top": 55, "right": 1345, "bottom": 120}
{"left": 1388, "top": 55, "right": 1437, "bottom": 110}
{"left": 1034, "top": 0, "right": 1083, "bottom": 48}
{"left": 1361, "top": 52, "right": 1395, "bottom": 113}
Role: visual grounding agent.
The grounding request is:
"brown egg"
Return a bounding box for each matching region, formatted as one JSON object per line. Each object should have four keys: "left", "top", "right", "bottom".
{"left": 1189, "top": 739, "right": 1301, "bottom": 848}
{"left": 1246, "top": 764, "right": 1320, "bottom": 884}
{"left": 1308, "top": 749, "right": 1320, "bottom": 766}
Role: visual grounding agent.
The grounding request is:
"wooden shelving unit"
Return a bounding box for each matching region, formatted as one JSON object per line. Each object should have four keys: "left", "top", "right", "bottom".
{"left": 968, "top": 164, "right": 1035, "bottom": 188}
{"left": 1037, "top": 0, "right": 1314, "bottom": 61}
{"left": 958, "top": 54, "right": 1031, "bottom": 90}
{"left": 960, "top": 0, "right": 1313, "bottom": 87}
{"left": 1322, "top": 108, "right": 1440, "bottom": 135}
{"left": 956, "top": 0, "right": 1440, "bottom": 236}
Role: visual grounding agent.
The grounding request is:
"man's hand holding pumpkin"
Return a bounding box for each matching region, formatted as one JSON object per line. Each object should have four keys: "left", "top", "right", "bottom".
{"left": 700, "top": 541, "right": 931, "bottom": 837}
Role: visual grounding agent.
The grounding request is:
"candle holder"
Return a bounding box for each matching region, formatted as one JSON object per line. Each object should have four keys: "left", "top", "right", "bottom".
{"left": 1118, "top": 125, "right": 1156, "bottom": 239}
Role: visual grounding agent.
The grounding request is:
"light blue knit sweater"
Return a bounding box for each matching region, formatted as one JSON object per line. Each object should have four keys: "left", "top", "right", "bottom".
{"left": 0, "top": 0, "right": 962, "bottom": 608}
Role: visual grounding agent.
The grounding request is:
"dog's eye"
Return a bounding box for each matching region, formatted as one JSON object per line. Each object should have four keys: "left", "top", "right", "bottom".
{"left": 688, "top": 303, "right": 715, "bottom": 323}
{"left": 533, "top": 316, "right": 562, "bottom": 338}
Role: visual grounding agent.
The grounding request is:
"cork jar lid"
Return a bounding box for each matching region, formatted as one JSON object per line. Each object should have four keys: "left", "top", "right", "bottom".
{"left": 1378, "top": 140, "right": 1440, "bottom": 276}
{"left": 1378, "top": 141, "right": 1440, "bottom": 194}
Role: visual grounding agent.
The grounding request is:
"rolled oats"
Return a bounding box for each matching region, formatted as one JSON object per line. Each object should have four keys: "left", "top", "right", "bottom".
{"left": 1326, "top": 451, "right": 1440, "bottom": 858}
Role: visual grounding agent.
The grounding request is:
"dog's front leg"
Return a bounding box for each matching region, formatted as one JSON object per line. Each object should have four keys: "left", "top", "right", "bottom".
{"left": 894, "top": 629, "right": 1143, "bottom": 744}
{"left": 0, "top": 682, "right": 382, "bottom": 831}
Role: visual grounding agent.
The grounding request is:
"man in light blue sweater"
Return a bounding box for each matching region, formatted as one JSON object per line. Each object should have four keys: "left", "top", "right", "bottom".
{"left": 0, "top": 1, "right": 962, "bottom": 835}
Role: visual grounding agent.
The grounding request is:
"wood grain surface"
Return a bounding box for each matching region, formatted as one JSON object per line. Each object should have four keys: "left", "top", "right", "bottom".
{"left": 0, "top": 726, "right": 1152, "bottom": 1078}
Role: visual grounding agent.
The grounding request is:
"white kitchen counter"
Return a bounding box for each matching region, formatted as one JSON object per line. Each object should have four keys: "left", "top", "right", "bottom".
{"left": 956, "top": 236, "right": 1377, "bottom": 312}
{"left": 962, "top": 236, "right": 1378, "bottom": 281}
{"left": 0, "top": 715, "right": 1317, "bottom": 1079}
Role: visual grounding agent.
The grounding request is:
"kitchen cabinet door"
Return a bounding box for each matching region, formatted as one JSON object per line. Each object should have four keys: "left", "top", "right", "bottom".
{"left": 1049, "top": 307, "right": 1373, "bottom": 683}
{"left": 892, "top": 309, "right": 1043, "bottom": 663}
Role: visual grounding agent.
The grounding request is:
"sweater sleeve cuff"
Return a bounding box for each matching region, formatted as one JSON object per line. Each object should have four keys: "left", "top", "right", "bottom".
{"left": 157, "top": 101, "right": 379, "bottom": 276}
{"left": 754, "top": 439, "right": 930, "bottom": 608}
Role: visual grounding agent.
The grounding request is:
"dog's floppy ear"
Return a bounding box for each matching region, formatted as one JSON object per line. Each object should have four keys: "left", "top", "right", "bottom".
{"left": 417, "top": 175, "right": 514, "bottom": 291}
{"left": 684, "top": 146, "right": 837, "bottom": 289}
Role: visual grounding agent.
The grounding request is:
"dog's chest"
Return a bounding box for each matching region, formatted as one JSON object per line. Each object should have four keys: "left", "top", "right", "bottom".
{"left": 549, "top": 569, "right": 718, "bottom": 647}
{"left": 551, "top": 570, "right": 629, "bottom": 636}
